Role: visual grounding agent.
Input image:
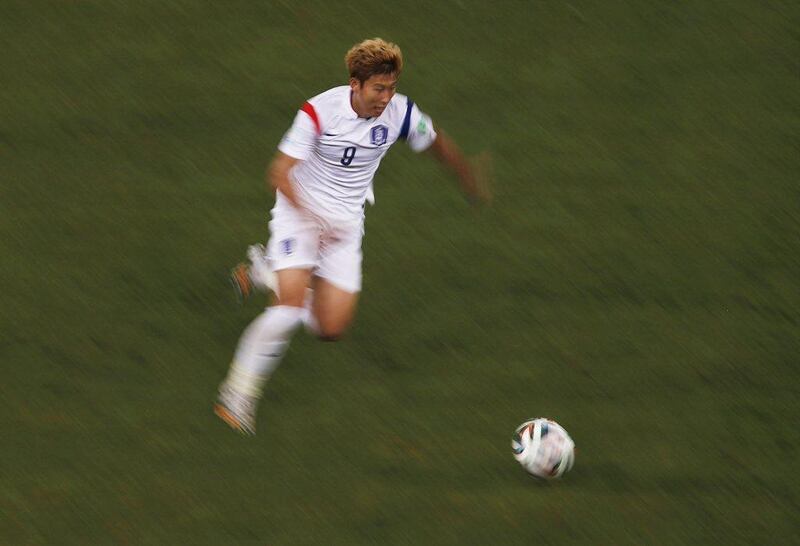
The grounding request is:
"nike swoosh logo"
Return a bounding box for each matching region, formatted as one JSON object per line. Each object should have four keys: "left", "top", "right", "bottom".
{"left": 324, "top": 132, "right": 338, "bottom": 136}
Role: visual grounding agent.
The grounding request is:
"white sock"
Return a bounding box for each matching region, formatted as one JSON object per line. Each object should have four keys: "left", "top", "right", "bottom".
{"left": 224, "top": 305, "right": 304, "bottom": 398}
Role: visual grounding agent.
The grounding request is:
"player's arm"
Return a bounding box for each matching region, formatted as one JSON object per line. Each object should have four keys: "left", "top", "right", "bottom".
{"left": 267, "top": 151, "right": 302, "bottom": 209}
{"left": 272, "top": 101, "right": 320, "bottom": 210}
{"left": 428, "top": 130, "right": 492, "bottom": 206}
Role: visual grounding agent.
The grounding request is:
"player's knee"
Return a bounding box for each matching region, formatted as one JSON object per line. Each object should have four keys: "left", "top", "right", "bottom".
{"left": 316, "top": 325, "right": 346, "bottom": 342}
{"left": 277, "top": 293, "right": 306, "bottom": 308}
{"left": 317, "top": 331, "right": 343, "bottom": 342}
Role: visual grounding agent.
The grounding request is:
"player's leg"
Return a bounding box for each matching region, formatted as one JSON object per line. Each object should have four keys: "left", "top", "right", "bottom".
{"left": 215, "top": 197, "right": 320, "bottom": 434}
{"left": 215, "top": 268, "right": 311, "bottom": 434}
{"left": 226, "top": 267, "right": 311, "bottom": 390}
{"left": 307, "top": 218, "right": 364, "bottom": 341}
{"left": 229, "top": 244, "right": 277, "bottom": 302}
{"left": 311, "top": 277, "right": 360, "bottom": 341}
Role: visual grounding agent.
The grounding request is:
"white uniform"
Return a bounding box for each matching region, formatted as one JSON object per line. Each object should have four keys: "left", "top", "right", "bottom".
{"left": 267, "top": 86, "right": 437, "bottom": 292}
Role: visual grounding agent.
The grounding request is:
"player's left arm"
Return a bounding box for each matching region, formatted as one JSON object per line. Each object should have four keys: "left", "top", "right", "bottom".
{"left": 427, "top": 130, "right": 492, "bottom": 206}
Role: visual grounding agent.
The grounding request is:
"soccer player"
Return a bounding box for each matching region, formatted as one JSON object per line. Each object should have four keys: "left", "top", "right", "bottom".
{"left": 215, "top": 38, "right": 490, "bottom": 434}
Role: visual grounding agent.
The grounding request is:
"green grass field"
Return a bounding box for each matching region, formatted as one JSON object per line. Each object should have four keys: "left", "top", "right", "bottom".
{"left": 2, "top": 1, "right": 799, "bottom": 543}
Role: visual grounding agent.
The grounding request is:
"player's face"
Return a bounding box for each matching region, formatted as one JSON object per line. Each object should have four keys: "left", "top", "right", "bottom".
{"left": 350, "top": 73, "right": 398, "bottom": 118}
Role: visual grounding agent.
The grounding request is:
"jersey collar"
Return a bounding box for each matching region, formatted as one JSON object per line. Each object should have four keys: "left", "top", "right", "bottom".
{"left": 344, "top": 89, "right": 359, "bottom": 120}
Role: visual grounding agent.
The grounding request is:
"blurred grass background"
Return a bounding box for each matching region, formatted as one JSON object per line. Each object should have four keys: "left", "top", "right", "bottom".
{"left": 1, "top": 0, "right": 799, "bottom": 544}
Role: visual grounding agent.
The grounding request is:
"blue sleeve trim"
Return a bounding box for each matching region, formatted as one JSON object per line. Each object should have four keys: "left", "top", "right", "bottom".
{"left": 399, "top": 98, "right": 414, "bottom": 140}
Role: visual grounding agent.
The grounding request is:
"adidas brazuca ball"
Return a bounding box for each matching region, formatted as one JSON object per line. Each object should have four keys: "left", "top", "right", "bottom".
{"left": 512, "top": 418, "right": 575, "bottom": 479}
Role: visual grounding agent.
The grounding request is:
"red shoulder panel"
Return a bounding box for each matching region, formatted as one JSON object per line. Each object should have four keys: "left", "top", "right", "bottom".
{"left": 300, "top": 102, "right": 321, "bottom": 135}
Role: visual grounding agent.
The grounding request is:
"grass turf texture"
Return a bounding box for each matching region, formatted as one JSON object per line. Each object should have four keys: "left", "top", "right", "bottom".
{"left": 2, "top": 0, "right": 799, "bottom": 543}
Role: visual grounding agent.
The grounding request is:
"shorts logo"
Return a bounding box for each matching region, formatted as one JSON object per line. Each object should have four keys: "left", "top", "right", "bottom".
{"left": 370, "top": 125, "right": 388, "bottom": 146}
{"left": 280, "top": 238, "right": 295, "bottom": 256}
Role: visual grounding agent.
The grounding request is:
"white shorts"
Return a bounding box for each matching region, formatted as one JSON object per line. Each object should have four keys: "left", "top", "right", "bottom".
{"left": 266, "top": 195, "right": 364, "bottom": 293}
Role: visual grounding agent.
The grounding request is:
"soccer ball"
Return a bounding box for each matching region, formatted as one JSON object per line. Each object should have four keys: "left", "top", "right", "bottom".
{"left": 512, "top": 418, "right": 575, "bottom": 479}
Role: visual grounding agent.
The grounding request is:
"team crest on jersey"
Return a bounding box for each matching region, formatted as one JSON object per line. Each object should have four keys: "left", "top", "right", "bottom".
{"left": 370, "top": 125, "right": 388, "bottom": 146}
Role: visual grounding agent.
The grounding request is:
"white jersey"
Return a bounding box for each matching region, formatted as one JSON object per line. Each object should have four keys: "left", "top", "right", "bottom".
{"left": 278, "top": 86, "right": 437, "bottom": 221}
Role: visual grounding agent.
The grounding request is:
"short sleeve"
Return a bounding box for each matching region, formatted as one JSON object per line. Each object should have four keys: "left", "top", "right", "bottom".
{"left": 278, "top": 109, "right": 318, "bottom": 160}
{"left": 405, "top": 104, "right": 437, "bottom": 152}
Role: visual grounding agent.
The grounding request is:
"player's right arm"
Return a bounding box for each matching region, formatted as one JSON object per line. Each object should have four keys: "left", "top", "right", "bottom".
{"left": 272, "top": 100, "right": 323, "bottom": 209}
{"left": 267, "top": 152, "right": 302, "bottom": 208}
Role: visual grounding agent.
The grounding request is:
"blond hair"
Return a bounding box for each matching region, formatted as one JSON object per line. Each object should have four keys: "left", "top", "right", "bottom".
{"left": 345, "top": 38, "right": 403, "bottom": 83}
